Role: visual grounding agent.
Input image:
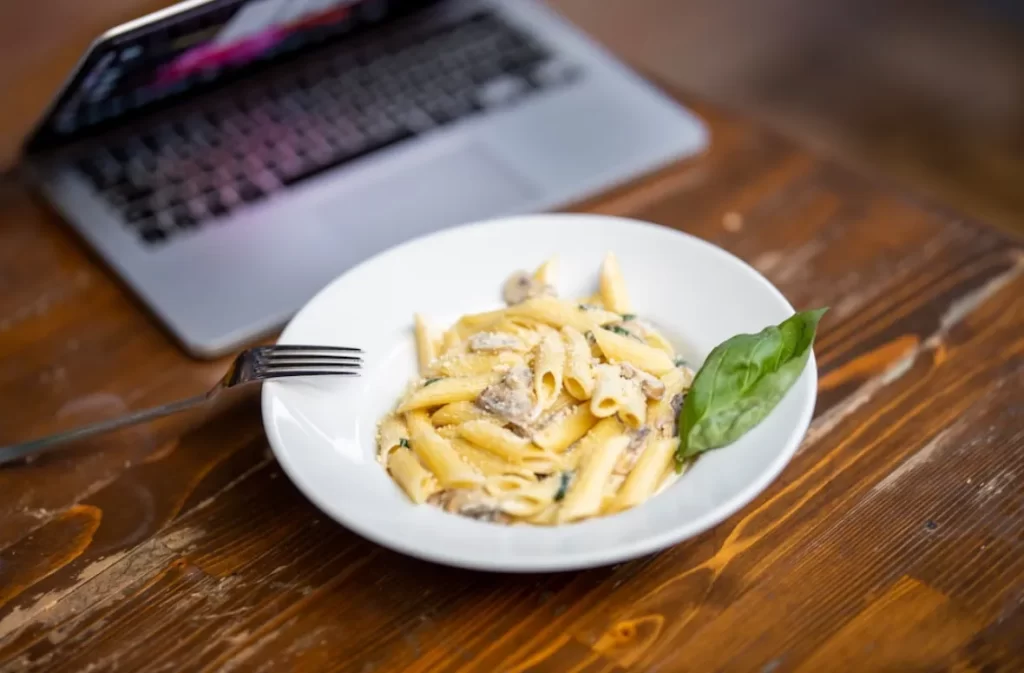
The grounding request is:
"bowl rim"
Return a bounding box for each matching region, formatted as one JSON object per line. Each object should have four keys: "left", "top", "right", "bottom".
{"left": 262, "top": 212, "right": 817, "bottom": 572}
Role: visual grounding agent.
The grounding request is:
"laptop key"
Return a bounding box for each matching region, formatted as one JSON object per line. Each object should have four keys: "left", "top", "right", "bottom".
{"left": 172, "top": 205, "right": 198, "bottom": 229}
{"left": 113, "top": 183, "right": 155, "bottom": 205}
{"left": 206, "top": 192, "right": 229, "bottom": 217}
{"left": 250, "top": 171, "right": 282, "bottom": 195}
{"left": 218, "top": 186, "right": 242, "bottom": 211}
{"left": 187, "top": 198, "right": 209, "bottom": 222}
{"left": 394, "top": 107, "right": 435, "bottom": 134}
{"left": 124, "top": 202, "right": 154, "bottom": 223}
{"left": 138, "top": 223, "right": 168, "bottom": 245}
{"left": 237, "top": 180, "right": 264, "bottom": 203}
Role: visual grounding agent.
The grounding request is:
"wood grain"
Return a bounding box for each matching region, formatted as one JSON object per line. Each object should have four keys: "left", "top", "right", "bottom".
{"left": 0, "top": 95, "right": 1021, "bottom": 671}
{"left": 0, "top": 8, "right": 1023, "bottom": 663}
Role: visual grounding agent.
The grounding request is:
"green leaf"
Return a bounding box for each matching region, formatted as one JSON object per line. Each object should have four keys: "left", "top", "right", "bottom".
{"left": 675, "top": 308, "right": 827, "bottom": 468}
{"left": 621, "top": 313, "right": 637, "bottom": 321}
{"left": 399, "top": 438, "right": 410, "bottom": 448}
{"left": 423, "top": 377, "right": 443, "bottom": 386}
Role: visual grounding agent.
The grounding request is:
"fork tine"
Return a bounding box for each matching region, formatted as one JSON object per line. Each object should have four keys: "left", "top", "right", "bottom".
{"left": 264, "top": 361, "right": 362, "bottom": 371}
{"left": 267, "top": 344, "right": 362, "bottom": 354}
{"left": 266, "top": 353, "right": 362, "bottom": 364}
{"left": 263, "top": 370, "right": 361, "bottom": 380}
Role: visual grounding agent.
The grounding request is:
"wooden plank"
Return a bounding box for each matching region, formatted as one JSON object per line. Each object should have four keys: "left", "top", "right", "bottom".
{"left": 0, "top": 76, "right": 1022, "bottom": 673}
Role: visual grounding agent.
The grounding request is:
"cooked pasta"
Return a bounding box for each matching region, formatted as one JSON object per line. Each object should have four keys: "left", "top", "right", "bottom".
{"left": 562, "top": 326, "right": 595, "bottom": 400}
{"left": 375, "top": 254, "right": 696, "bottom": 525}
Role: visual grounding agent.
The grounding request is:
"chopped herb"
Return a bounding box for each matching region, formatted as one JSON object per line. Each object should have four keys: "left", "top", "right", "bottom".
{"left": 584, "top": 330, "right": 596, "bottom": 344}
{"left": 398, "top": 438, "right": 410, "bottom": 448}
{"left": 621, "top": 313, "right": 637, "bottom": 321}
{"left": 604, "top": 325, "right": 632, "bottom": 337}
{"left": 578, "top": 304, "right": 588, "bottom": 311}
{"left": 554, "top": 472, "right": 572, "bottom": 501}
{"left": 673, "top": 356, "right": 690, "bottom": 368}
{"left": 423, "top": 377, "right": 443, "bottom": 386}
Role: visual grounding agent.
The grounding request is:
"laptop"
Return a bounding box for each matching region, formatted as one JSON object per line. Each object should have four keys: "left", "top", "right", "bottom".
{"left": 21, "top": 0, "right": 707, "bottom": 358}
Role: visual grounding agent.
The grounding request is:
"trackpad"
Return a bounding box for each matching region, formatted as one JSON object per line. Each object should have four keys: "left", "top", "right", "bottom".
{"left": 318, "top": 144, "right": 538, "bottom": 268}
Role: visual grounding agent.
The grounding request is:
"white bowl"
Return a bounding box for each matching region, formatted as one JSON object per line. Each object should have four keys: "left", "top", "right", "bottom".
{"left": 262, "top": 213, "right": 816, "bottom": 572}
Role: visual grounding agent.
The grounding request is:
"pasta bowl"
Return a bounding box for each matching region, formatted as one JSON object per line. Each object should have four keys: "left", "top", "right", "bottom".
{"left": 262, "top": 213, "right": 817, "bottom": 572}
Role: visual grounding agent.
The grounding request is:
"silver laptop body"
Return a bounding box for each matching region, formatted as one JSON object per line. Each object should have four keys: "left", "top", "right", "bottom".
{"left": 22, "top": 0, "right": 707, "bottom": 358}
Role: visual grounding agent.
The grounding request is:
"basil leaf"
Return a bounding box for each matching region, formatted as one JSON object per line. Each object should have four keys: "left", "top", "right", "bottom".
{"left": 676, "top": 308, "right": 827, "bottom": 467}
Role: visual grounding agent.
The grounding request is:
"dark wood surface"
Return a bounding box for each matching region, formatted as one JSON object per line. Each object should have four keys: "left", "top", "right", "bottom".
{"left": 1, "top": 87, "right": 1023, "bottom": 671}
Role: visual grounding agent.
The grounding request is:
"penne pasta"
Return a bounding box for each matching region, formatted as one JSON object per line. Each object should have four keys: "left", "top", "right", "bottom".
{"left": 648, "top": 365, "right": 693, "bottom": 438}
{"left": 413, "top": 313, "right": 437, "bottom": 374}
{"left": 533, "top": 256, "right": 558, "bottom": 285}
{"left": 656, "top": 458, "right": 688, "bottom": 495}
{"left": 525, "top": 504, "right": 560, "bottom": 525}
{"left": 440, "top": 326, "right": 463, "bottom": 356}
{"left": 592, "top": 327, "right": 675, "bottom": 376}
{"left": 562, "top": 416, "right": 624, "bottom": 471}
{"left": 436, "top": 424, "right": 460, "bottom": 439}
{"left": 428, "top": 351, "right": 523, "bottom": 378}
{"left": 559, "top": 434, "right": 630, "bottom": 522}
{"left": 549, "top": 390, "right": 577, "bottom": 414}
{"left": 387, "top": 448, "right": 439, "bottom": 504}
{"left": 599, "top": 252, "right": 630, "bottom": 314}
{"left": 617, "top": 380, "right": 647, "bottom": 429}
{"left": 376, "top": 415, "right": 409, "bottom": 464}
{"left": 466, "top": 331, "right": 528, "bottom": 353}
{"left": 449, "top": 437, "right": 535, "bottom": 479}
{"left": 608, "top": 437, "right": 676, "bottom": 513}
{"left": 507, "top": 297, "right": 620, "bottom": 333}
{"left": 397, "top": 374, "right": 496, "bottom": 412}
{"left": 493, "top": 474, "right": 560, "bottom": 517}
{"left": 457, "top": 419, "right": 531, "bottom": 461}
{"left": 489, "top": 318, "right": 543, "bottom": 348}
{"left": 601, "top": 474, "right": 627, "bottom": 511}
{"left": 534, "top": 330, "right": 565, "bottom": 410}
{"left": 519, "top": 445, "right": 564, "bottom": 474}
{"left": 533, "top": 403, "right": 599, "bottom": 453}
{"left": 562, "top": 326, "right": 595, "bottom": 400}
{"left": 643, "top": 326, "right": 676, "bottom": 357}
{"left": 590, "top": 364, "right": 631, "bottom": 418}
{"left": 405, "top": 411, "right": 483, "bottom": 487}
{"left": 484, "top": 473, "right": 536, "bottom": 497}
{"left": 454, "top": 309, "right": 507, "bottom": 338}
{"left": 378, "top": 253, "right": 695, "bottom": 525}
{"left": 430, "top": 400, "right": 493, "bottom": 426}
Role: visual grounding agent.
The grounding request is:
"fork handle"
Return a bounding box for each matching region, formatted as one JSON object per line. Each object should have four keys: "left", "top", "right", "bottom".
{"left": 0, "top": 393, "right": 210, "bottom": 466}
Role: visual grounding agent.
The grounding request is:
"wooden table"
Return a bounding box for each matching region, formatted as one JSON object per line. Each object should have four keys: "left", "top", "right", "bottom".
{"left": 1, "top": 93, "right": 1022, "bottom": 672}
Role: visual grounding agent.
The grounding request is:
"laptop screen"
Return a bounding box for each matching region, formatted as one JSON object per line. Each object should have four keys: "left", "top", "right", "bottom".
{"left": 26, "top": 0, "right": 436, "bottom": 153}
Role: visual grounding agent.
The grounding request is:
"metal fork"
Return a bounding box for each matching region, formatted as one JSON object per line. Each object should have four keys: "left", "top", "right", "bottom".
{"left": 0, "top": 344, "right": 361, "bottom": 466}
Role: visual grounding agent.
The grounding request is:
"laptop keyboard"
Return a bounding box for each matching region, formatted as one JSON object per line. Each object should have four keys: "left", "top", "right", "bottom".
{"left": 74, "top": 10, "right": 581, "bottom": 246}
